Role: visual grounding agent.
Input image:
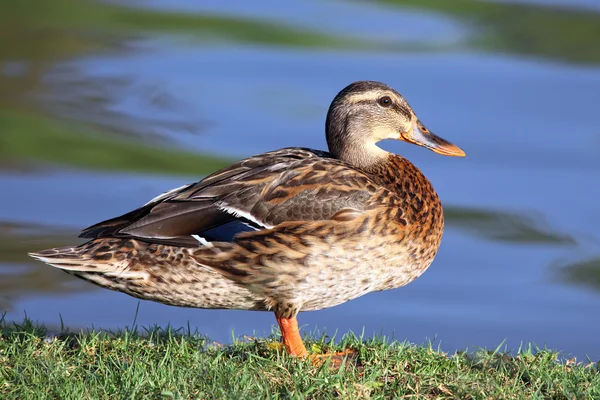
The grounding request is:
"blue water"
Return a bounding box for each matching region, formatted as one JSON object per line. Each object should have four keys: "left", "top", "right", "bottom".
{"left": 2, "top": 0, "right": 600, "bottom": 359}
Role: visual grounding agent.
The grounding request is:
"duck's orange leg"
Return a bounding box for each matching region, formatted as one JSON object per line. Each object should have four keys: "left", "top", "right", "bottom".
{"left": 275, "top": 314, "right": 308, "bottom": 357}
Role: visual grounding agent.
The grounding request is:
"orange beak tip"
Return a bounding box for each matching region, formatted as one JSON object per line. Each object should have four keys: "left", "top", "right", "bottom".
{"left": 454, "top": 148, "right": 467, "bottom": 158}
{"left": 433, "top": 144, "right": 466, "bottom": 158}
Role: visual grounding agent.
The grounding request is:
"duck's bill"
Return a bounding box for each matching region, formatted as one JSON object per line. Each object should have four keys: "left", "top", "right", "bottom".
{"left": 401, "top": 121, "right": 466, "bottom": 157}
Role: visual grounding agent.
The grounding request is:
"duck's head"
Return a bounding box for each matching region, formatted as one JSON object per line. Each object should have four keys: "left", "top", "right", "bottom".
{"left": 325, "top": 81, "right": 465, "bottom": 169}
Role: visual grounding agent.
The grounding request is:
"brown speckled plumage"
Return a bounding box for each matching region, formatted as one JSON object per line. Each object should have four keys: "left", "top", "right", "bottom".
{"left": 30, "top": 81, "right": 465, "bottom": 357}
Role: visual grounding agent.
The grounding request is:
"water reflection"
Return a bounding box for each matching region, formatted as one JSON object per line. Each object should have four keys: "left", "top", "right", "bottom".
{"left": 42, "top": 65, "right": 207, "bottom": 141}
{"left": 445, "top": 207, "right": 576, "bottom": 245}
{"left": 374, "top": 0, "right": 600, "bottom": 65}
{"left": 0, "top": 222, "right": 86, "bottom": 312}
{"left": 558, "top": 257, "right": 600, "bottom": 293}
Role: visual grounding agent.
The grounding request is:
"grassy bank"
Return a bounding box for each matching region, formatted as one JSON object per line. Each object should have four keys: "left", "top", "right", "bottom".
{"left": 0, "top": 321, "right": 598, "bottom": 398}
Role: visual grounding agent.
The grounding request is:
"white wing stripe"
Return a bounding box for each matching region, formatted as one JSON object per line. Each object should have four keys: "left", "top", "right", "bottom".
{"left": 192, "top": 234, "right": 214, "bottom": 248}
{"left": 218, "top": 205, "right": 273, "bottom": 229}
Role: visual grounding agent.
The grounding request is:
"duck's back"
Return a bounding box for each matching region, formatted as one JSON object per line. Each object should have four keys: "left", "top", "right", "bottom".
{"left": 77, "top": 147, "right": 382, "bottom": 247}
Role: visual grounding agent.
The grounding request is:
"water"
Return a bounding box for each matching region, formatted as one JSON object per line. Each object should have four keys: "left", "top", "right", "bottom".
{"left": 1, "top": 0, "right": 599, "bottom": 359}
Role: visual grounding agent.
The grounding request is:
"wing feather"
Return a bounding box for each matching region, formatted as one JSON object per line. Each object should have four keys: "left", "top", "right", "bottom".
{"left": 79, "top": 147, "right": 382, "bottom": 246}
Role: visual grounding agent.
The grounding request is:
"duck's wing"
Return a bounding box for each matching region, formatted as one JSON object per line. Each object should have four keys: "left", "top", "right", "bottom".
{"left": 79, "top": 148, "right": 380, "bottom": 247}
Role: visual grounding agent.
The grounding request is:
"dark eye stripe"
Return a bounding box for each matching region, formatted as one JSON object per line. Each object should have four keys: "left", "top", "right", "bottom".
{"left": 392, "top": 103, "right": 412, "bottom": 120}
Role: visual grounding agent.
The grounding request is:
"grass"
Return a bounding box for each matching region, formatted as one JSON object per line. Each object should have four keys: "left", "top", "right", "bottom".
{"left": 1, "top": 320, "right": 598, "bottom": 399}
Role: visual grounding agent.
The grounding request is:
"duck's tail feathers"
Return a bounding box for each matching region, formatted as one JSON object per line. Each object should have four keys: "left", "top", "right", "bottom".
{"left": 29, "top": 246, "right": 97, "bottom": 271}
{"left": 28, "top": 239, "right": 133, "bottom": 275}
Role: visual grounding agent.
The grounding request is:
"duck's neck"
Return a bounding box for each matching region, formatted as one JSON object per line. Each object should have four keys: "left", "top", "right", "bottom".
{"left": 326, "top": 108, "right": 392, "bottom": 172}
{"left": 327, "top": 125, "right": 392, "bottom": 172}
{"left": 333, "top": 139, "right": 390, "bottom": 172}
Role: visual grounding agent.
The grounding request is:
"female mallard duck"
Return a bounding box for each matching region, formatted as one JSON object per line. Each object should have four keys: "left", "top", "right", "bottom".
{"left": 30, "top": 81, "right": 465, "bottom": 358}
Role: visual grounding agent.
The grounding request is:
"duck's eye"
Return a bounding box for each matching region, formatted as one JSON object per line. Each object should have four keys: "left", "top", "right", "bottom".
{"left": 377, "top": 96, "right": 393, "bottom": 108}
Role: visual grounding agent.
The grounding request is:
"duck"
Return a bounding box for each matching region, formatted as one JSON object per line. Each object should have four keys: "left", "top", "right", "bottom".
{"left": 30, "top": 81, "right": 465, "bottom": 359}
